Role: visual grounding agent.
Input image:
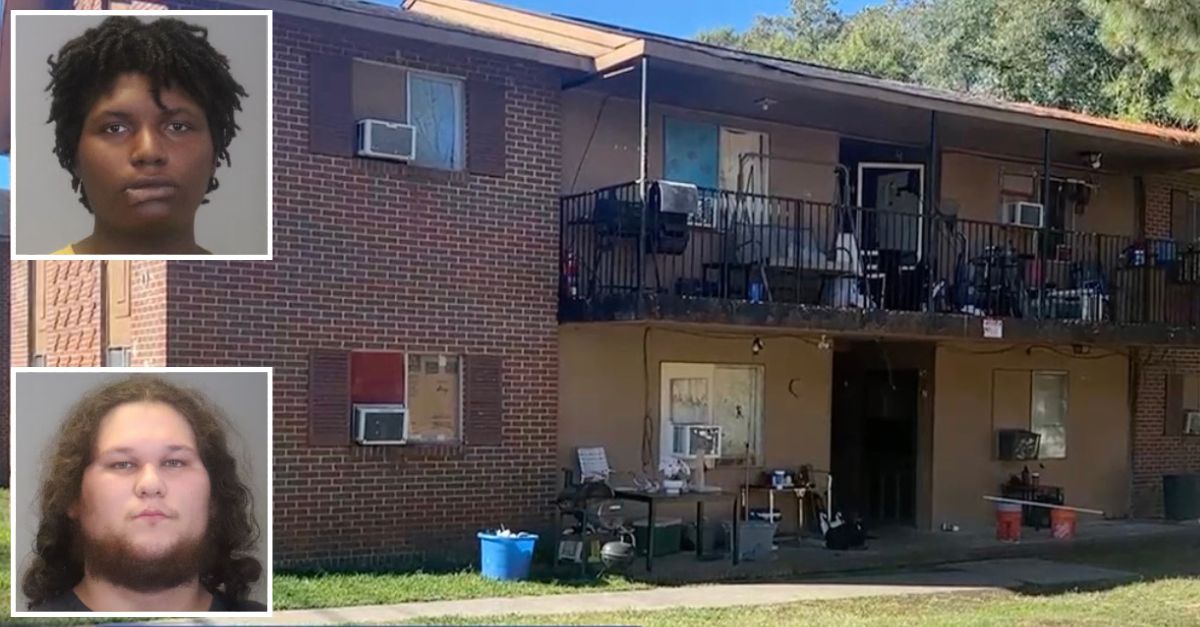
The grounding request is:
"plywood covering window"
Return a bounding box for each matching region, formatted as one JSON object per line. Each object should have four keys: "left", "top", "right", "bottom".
{"left": 660, "top": 362, "right": 764, "bottom": 465}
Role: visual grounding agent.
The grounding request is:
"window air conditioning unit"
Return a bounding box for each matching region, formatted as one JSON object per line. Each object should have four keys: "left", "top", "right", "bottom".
{"left": 1002, "top": 201, "right": 1045, "bottom": 228}
{"left": 672, "top": 424, "right": 723, "bottom": 458}
{"left": 1185, "top": 411, "right": 1200, "bottom": 436}
{"left": 356, "top": 119, "right": 416, "bottom": 161}
{"left": 354, "top": 404, "right": 408, "bottom": 445}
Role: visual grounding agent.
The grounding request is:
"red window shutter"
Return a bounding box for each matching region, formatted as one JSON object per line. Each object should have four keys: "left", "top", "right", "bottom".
{"left": 463, "top": 354, "right": 503, "bottom": 446}
{"left": 466, "top": 80, "right": 507, "bottom": 177}
{"left": 309, "top": 52, "right": 354, "bottom": 157}
{"left": 308, "top": 349, "right": 350, "bottom": 446}
{"left": 350, "top": 351, "right": 406, "bottom": 404}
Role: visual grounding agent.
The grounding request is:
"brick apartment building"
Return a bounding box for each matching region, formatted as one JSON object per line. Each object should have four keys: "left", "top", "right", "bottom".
{"left": 3, "top": 0, "right": 1198, "bottom": 569}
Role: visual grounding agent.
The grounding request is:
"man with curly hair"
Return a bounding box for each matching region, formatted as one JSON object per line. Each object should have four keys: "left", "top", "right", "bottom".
{"left": 44, "top": 15, "right": 247, "bottom": 255}
{"left": 22, "top": 376, "right": 265, "bottom": 612}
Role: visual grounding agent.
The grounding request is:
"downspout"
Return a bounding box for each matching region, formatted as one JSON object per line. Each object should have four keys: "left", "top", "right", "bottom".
{"left": 636, "top": 56, "right": 649, "bottom": 318}
{"left": 1039, "top": 130, "right": 1052, "bottom": 319}
{"left": 927, "top": 111, "right": 939, "bottom": 313}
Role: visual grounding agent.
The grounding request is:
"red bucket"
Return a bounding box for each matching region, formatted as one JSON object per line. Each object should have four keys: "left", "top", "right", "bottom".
{"left": 1051, "top": 508, "right": 1077, "bottom": 539}
{"left": 995, "top": 502, "right": 1022, "bottom": 542}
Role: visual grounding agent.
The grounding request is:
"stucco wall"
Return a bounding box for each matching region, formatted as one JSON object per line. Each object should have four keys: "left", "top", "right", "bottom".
{"left": 932, "top": 342, "right": 1131, "bottom": 528}
{"left": 940, "top": 151, "right": 1135, "bottom": 237}
{"left": 559, "top": 323, "right": 832, "bottom": 527}
{"left": 562, "top": 90, "right": 840, "bottom": 203}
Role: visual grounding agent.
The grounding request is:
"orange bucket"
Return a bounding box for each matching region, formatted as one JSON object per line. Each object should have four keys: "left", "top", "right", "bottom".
{"left": 1051, "top": 508, "right": 1077, "bottom": 539}
{"left": 995, "top": 503, "right": 1022, "bottom": 542}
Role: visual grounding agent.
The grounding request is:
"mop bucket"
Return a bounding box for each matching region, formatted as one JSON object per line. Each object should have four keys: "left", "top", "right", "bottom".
{"left": 995, "top": 502, "right": 1022, "bottom": 542}
{"left": 478, "top": 531, "right": 538, "bottom": 581}
{"left": 1050, "top": 508, "right": 1077, "bottom": 540}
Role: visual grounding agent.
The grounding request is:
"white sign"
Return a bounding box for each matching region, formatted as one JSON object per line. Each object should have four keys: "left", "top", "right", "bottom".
{"left": 983, "top": 318, "right": 1004, "bottom": 339}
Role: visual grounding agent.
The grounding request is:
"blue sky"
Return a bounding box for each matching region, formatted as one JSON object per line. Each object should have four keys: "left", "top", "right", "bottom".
{"left": 0, "top": 0, "right": 879, "bottom": 190}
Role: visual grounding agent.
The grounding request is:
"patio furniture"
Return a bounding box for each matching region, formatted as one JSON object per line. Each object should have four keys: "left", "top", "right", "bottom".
{"left": 612, "top": 488, "right": 741, "bottom": 573}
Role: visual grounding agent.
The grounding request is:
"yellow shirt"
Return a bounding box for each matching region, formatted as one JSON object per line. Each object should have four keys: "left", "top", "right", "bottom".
{"left": 52, "top": 245, "right": 75, "bottom": 255}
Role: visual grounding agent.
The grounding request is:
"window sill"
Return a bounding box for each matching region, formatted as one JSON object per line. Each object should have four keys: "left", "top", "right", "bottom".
{"left": 383, "top": 442, "right": 464, "bottom": 462}
{"left": 352, "top": 157, "right": 469, "bottom": 184}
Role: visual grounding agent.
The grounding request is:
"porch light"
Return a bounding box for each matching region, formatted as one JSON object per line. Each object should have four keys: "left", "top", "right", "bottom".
{"left": 751, "top": 337, "right": 764, "bottom": 355}
{"left": 817, "top": 335, "right": 832, "bottom": 351}
{"left": 754, "top": 97, "right": 778, "bottom": 112}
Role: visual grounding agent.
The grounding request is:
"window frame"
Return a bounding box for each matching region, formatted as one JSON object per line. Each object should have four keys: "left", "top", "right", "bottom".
{"left": 1029, "top": 370, "right": 1068, "bottom": 459}
{"left": 105, "top": 346, "right": 132, "bottom": 367}
{"left": 406, "top": 69, "right": 466, "bottom": 171}
{"left": 404, "top": 353, "right": 463, "bottom": 445}
{"left": 348, "top": 350, "right": 463, "bottom": 445}
{"left": 659, "top": 361, "right": 764, "bottom": 468}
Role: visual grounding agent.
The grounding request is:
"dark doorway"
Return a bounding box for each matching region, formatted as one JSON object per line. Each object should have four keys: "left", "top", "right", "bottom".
{"left": 831, "top": 342, "right": 926, "bottom": 528}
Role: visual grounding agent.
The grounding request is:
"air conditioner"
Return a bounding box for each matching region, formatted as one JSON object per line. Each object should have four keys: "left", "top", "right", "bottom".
{"left": 354, "top": 404, "right": 408, "bottom": 445}
{"left": 672, "top": 424, "right": 723, "bottom": 458}
{"left": 1185, "top": 411, "right": 1200, "bottom": 436}
{"left": 356, "top": 119, "right": 416, "bottom": 161}
{"left": 1002, "top": 201, "right": 1045, "bottom": 228}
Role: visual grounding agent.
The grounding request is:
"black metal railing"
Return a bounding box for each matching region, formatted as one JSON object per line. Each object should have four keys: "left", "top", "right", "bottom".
{"left": 560, "top": 181, "right": 1200, "bottom": 326}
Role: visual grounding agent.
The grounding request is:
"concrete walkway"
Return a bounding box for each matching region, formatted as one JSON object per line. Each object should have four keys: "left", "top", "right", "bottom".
{"left": 174, "top": 558, "right": 1136, "bottom": 625}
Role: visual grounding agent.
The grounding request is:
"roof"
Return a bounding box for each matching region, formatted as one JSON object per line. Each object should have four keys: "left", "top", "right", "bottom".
{"left": 406, "top": 0, "right": 1200, "bottom": 151}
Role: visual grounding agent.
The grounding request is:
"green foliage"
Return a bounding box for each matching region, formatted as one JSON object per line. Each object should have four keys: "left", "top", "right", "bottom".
{"left": 695, "top": 0, "right": 1192, "bottom": 128}
{"left": 1084, "top": 0, "right": 1200, "bottom": 124}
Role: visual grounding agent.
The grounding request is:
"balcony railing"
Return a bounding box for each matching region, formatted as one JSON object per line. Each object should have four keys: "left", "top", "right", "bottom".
{"left": 560, "top": 181, "right": 1200, "bottom": 326}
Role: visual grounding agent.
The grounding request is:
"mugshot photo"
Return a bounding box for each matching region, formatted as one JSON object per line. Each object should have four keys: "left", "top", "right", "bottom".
{"left": 10, "top": 10, "right": 271, "bottom": 258}
{"left": 10, "top": 368, "right": 272, "bottom": 616}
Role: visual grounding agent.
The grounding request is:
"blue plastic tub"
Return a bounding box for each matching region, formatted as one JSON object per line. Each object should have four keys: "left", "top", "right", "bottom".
{"left": 477, "top": 531, "right": 538, "bottom": 581}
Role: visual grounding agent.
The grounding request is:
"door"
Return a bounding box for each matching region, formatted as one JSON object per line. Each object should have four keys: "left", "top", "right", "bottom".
{"left": 857, "top": 163, "right": 924, "bottom": 256}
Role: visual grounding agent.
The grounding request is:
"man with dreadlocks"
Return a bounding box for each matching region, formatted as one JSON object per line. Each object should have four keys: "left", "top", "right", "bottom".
{"left": 45, "top": 16, "right": 247, "bottom": 255}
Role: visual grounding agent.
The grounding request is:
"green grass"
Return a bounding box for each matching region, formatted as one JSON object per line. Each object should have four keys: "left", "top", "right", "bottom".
{"left": 402, "top": 578, "right": 1200, "bottom": 626}
{"left": 273, "top": 570, "right": 650, "bottom": 610}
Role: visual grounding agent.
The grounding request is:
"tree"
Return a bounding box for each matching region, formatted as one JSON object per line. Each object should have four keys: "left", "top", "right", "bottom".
{"left": 1084, "top": 0, "right": 1200, "bottom": 125}
{"left": 695, "top": 0, "right": 1185, "bottom": 128}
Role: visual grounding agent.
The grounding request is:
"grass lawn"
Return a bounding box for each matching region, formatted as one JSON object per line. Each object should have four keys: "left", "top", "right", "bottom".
{"left": 273, "top": 570, "right": 650, "bottom": 610}
{"left": 401, "top": 541, "right": 1200, "bottom": 626}
{"left": 406, "top": 578, "right": 1200, "bottom": 626}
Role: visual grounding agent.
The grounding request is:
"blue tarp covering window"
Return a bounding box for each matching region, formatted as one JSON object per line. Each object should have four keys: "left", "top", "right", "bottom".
{"left": 410, "top": 74, "right": 461, "bottom": 170}
{"left": 664, "top": 117, "right": 718, "bottom": 189}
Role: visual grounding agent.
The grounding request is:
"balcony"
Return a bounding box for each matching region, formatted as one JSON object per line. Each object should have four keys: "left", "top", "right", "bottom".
{"left": 559, "top": 181, "right": 1200, "bottom": 344}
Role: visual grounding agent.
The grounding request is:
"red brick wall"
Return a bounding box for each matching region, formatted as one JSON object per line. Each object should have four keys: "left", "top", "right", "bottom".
{"left": 41, "top": 261, "right": 102, "bottom": 367}
{"left": 1132, "top": 174, "right": 1200, "bottom": 515}
{"left": 1, "top": 239, "right": 9, "bottom": 487}
{"left": 10, "top": 261, "right": 28, "bottom": 368}
{"left": 165, "top": 14, "right": 562, "bottom": 568}
{"left": 130, "top": 261, "right": 168, "bottom": 366}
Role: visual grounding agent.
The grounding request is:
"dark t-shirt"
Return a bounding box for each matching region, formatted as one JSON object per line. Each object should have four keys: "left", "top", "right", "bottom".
{"left": 31, "top": 589, "right": 267, "bottom": 612}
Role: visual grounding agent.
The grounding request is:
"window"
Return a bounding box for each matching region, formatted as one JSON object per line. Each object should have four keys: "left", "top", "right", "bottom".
{"left": 1171, "top": 190, "right": 1200, "bottom": 243}
{"left": 1030, "top": 372, "right": 1068, "bottom": 459}
{"left": 105, "top": 347, "right": 132, "bottom": 367}
{"left": 408, "top": 72, "right": 464, "bottom": 170}
{"left": 660, "top": 362, "right": 763, "bottom": 465}
{"left": 349, "top": 351, "right": 461, "bottom": 444}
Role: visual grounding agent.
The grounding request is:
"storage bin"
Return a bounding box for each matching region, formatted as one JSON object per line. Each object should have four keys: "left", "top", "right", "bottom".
{"left": 633, "top": 517, "right": 683, "bottom": 557}
{"left": 478, "top": 532, "right": 538, "bottom": 581}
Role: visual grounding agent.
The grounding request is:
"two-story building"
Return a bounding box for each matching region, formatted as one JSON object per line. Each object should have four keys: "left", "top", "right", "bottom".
{"left": 6, "top": 0, "right": 1199, "bottom": 569}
